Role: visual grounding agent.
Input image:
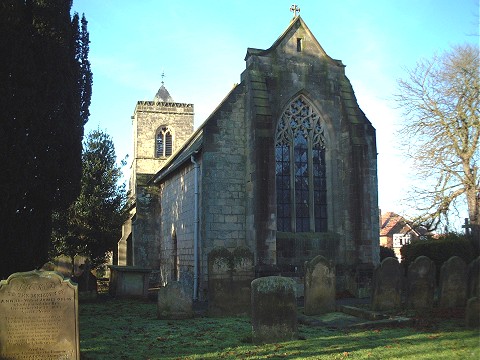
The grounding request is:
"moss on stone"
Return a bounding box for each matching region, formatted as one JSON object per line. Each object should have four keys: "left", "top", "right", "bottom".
{"left": 252, "top": 276, "right": 295, "bottom": 295}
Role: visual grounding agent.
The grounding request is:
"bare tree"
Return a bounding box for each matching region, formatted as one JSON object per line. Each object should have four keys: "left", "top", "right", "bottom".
{"left": 396, "top": 43, "right": 479, "bottom": 241}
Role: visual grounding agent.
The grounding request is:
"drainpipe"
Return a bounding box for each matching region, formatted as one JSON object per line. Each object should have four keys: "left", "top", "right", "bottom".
{"left": 191, "top": 154, "right": 200, "bottom": 300}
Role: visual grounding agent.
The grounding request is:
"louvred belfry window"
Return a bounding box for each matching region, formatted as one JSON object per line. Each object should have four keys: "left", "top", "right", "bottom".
{"left": 156, "top": 126, "right": 173, "bottom": 157}
{"left": 275, "top": 95, "right": 327, "bottom": 232}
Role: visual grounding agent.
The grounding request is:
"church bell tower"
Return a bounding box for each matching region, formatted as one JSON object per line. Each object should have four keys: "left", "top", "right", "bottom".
{"left": 130, "top": 81, "right": 194, "bottom": 197}
{"left": 118, "top": 81, "right": 194, "bottom": 267}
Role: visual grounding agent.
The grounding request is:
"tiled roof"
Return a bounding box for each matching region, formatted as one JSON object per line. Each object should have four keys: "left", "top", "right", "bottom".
{"left": 380, "top": 212, "right": 404, "bottom": 236}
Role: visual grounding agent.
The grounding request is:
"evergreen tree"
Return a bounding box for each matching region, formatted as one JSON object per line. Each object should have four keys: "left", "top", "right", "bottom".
{"left": 0, "top": 1, "right": 92, "bottom": 278}
{"left": 51, "top": 130, "right": 129, "bottom": 269}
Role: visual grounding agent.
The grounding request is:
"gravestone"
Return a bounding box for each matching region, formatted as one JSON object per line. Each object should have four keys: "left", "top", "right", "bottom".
{"left": 439, "top": 256, "right": 467, "bottom": 308}
{"left": 467, "top": 256, "right": 479, "bottom": 298}
{"left": 465, "top": 297, "right": 480, "bottom": 328}
{"left": 231, "top": 247, "right": 255, "bottom": 314}
{"left": 251, "top": 276, "right": 297, "bottom": 344}
{"left": 208, "top": 247, "right": 254, "bottom": 316}
{"left": 371, "top": 257, "right": 403, "bottom": 311}
{"left": 304, "top": 255, "right": 336, "bottom": 315}
{"left": 0, "top": 270, "right": 79, "bottom": 359}
{"left": 72, "top": 264, "right": 97, "bottom": 300}
{"left": 208, "top": 247, "right": 233, "bottom": 316}
{"left": 108, "top": 265, "right": 152, "bottom": 298}
{"left": 407, "top": 256, "right": 436, "bottom": 310}
{"left": 157, "top": 281, "right": 193, "bottom": 319}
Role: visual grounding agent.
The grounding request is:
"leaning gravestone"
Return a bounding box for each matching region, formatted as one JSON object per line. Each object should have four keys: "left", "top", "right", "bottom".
{"left": 439, "top": 256, "right": 467, "bottom": 308}
{"left": 251, "top": 276, "right": 297, "bottom": 344}
{"left": 407, "top": 256, "right": 436, "bottom": 310}
{"left": 304, "top": 255, "right": 336, "bottom": 315}
{"left": 157, "top": 281, "right": 193, "bottom": 319}
{"left": 0, "top": 270, "right": 79, "bottom": 359}
{"left": 371, "top": 257, "right": 403, "bottom": 311}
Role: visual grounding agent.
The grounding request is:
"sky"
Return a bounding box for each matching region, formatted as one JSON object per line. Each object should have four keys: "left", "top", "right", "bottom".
{"left": 71, "top": 0, "right": 479, "bottom": 230}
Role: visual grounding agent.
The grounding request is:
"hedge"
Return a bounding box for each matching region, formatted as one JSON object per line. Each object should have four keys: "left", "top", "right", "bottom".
{"left": 400, "top": 233, "right": 477, "bottom": 278}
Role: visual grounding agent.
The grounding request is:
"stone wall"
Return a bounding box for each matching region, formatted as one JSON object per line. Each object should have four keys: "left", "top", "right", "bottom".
{"left": 202, "top": 85, "right": 249, "bottom": 265}
{"left": 240, "top": 17, "right": 379, "bottom": 276}
{"left": 158, "top": 161, "right": 198, "bottom": 288}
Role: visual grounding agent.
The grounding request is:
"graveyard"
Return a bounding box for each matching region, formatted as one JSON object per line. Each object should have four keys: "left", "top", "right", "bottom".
{"left": 78, "top": 296, "right": 478, "bottom": 359}
{"left": 77, "top": 255, "right": 479, "bottom": 359}
{"left": 0, "top": 255, "right": 479, "bottom": 359}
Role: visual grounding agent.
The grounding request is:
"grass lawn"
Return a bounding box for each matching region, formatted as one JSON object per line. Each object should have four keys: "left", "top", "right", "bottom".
{"left": 79, "top": 297, "right": 480, "bottom": 360}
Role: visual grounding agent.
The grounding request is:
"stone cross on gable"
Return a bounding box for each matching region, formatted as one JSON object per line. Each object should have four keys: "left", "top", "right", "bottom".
{"left": 290, "top": 4, "right": 300, "bottom": 18}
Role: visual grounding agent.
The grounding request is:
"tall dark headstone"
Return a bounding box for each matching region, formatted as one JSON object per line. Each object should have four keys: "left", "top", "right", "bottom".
{"left": 371, "top": 257, "right": 403, "bottom": 311}
{"left": 407, "top": 256, "right": 436, "bottom": 310}
{"left": 439, "top": 256, "right": 467, "bottom": 308}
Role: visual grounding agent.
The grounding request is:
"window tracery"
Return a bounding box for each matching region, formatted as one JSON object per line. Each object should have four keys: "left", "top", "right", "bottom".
{"left": 275, "top": 95, "right": 327, "bottom": 232}
{"left": 156, "top": 126, "right": 173, "bottom": 158}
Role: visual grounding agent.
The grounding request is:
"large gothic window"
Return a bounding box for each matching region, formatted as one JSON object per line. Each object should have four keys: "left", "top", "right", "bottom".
{"left": 156, "top": 126, "right": 173, "bottom": 157}
{"left": 275, "top": 95, "right": 327, "bottom": 233}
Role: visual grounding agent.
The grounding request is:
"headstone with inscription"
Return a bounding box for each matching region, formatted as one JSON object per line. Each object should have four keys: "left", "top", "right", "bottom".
{"left": 0, "top": 270, "right": 79, "bottom": 359}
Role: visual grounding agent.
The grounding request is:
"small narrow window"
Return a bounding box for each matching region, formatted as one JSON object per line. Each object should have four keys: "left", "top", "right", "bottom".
{"left": 297, "top": 38, "right": 303, "bottom": 52}
{"left": 165, "top": 132, "right": 173, "bottom": 156}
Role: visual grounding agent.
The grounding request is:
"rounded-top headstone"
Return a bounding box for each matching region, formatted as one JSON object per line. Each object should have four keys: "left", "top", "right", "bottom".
{"left": 407, "top": 256, "right": 436, "bottom": 310}
{"left": 439, "top": 256, "right": 467, "bottom": 308}
{"left": 371, "top": 257, "right": 403, "bottom": 311}
{"left": 251, "top": 276, "right": 297, "bottom": 344}
{"left": 304, "top": 255, "right": 336, "bottom": 315}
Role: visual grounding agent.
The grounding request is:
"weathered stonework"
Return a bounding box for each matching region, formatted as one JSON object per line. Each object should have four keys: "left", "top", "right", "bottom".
{"left": 121, "top": 16, "right": 379, "bottom": 300}
{"left": 251, "top": 276, "right": 297, "bottom": 344}
{"left": 304, "top": 255, "right": 336, "bottom": 315}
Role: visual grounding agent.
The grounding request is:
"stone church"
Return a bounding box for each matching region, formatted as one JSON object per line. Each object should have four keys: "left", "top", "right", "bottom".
{"left": 118, "top": 15, "right": 379, "bottom": 299}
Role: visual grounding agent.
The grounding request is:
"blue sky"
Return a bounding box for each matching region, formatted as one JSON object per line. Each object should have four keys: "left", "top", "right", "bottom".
{"left": 71, "top": 0, "right": 479, "bottom": 227}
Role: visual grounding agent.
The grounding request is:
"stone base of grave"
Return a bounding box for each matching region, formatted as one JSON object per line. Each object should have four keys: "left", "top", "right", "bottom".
{"left": 108, "top": 266, "right": 152, "bottom": 298}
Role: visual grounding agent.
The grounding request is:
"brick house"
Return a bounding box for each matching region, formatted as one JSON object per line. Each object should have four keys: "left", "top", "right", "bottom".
{"left": 379, "top": 211, "right": 427, "bottom": 261}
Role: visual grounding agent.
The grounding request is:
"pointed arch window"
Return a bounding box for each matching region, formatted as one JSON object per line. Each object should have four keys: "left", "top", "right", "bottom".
{"left": 275, "top": 95, "right": 327, "bottom": 233}
{"left": 156, "top": 126, "right": 173, "bottom": 158}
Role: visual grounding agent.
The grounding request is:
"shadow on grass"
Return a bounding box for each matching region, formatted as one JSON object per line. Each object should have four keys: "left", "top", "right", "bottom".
{"left": 79, "top": 297, "right": 480, "bottom": 360}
